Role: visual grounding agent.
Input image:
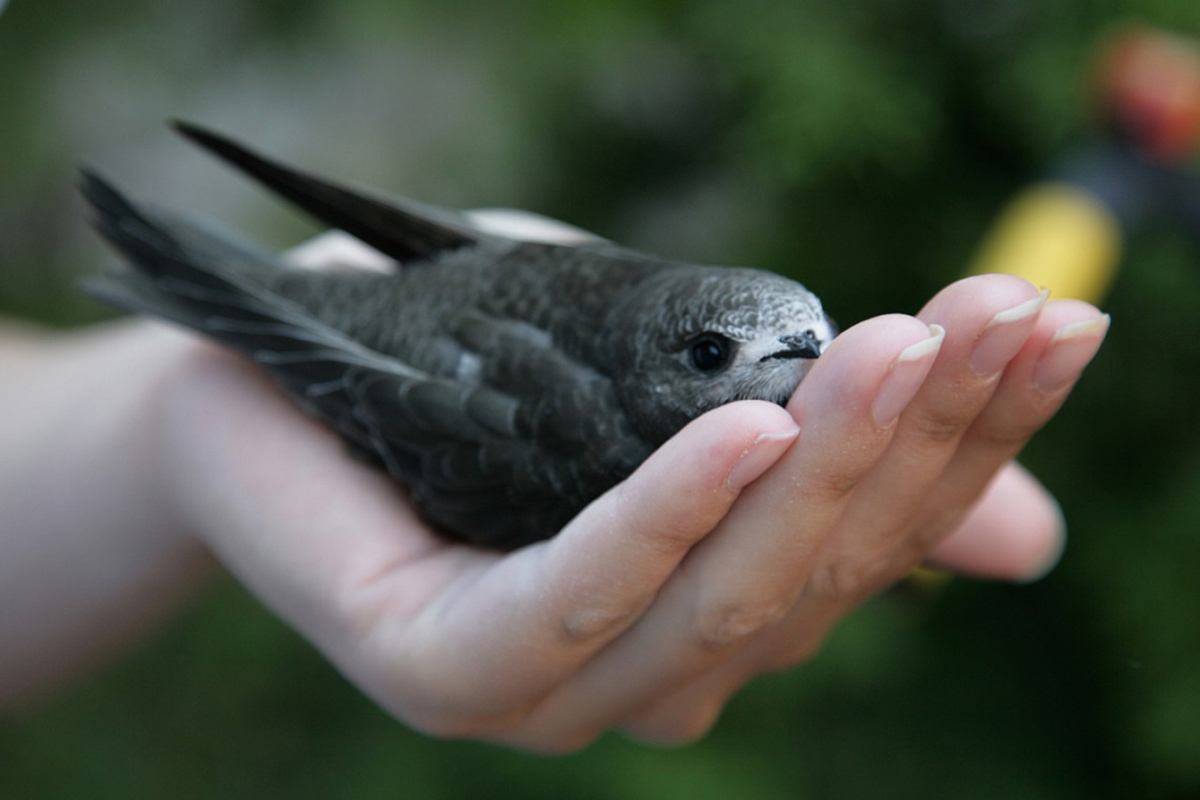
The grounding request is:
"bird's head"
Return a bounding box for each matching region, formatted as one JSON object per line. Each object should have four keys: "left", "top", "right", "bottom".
{"left": 611, "top": 265, "right": 836, "bottom": 445}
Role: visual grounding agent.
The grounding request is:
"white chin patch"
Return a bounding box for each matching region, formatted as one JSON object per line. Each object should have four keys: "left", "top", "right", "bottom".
{"left": 816, "top": 319, "right": 837, "bottom": 354}
{"left": 740, "top": 359, "right": 812, "bottom": 406}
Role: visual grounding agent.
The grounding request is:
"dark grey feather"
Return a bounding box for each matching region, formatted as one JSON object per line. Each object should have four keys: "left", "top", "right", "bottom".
{"left": 171, "top": 121, "right": 479, "bottom": 263}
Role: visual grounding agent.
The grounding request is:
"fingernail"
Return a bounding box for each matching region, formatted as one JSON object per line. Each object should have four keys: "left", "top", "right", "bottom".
{"left": 969, "top": 289, "right": 1049, "bottom": 378}
{"left": 1032, "top": 314, "right": 1111, "bottom": 393}
{"left": 1018, "top": 498, "right": 1067, "bottom": 584}
{"left": 871, "top": 324, "right": 945, "bottom": 427}
{"left": 725, "top": 427, "right": 801, "bottom": 492}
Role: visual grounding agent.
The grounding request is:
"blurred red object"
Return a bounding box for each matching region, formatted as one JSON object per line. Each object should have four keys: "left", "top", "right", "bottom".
{"left": 1097, "top": 26, "right": 1200, "bottom": 161}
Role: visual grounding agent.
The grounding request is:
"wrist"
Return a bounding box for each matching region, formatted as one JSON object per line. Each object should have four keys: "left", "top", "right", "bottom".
{"left": 0, "top": 319, "right": 217, "bottom": 705}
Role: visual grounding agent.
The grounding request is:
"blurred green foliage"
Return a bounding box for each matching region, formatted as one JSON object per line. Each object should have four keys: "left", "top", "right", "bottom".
{"left": 3, "top": 0, "right": 1200, "bottom": 797}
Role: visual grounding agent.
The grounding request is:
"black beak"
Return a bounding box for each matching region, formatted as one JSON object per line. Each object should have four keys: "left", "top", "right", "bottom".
{"left": 761, "top": 330, "right": 822, "bottom": 361}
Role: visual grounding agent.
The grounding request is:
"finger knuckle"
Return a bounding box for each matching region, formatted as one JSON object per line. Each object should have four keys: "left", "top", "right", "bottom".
{"left": 765, "top": 633, "right": 828, "bottom": 671}
{"left": 541, "top": 544, "right": 650, "bottom": 645}
{"left": 691, "top": 597, "right": 790, "bottom": 650}
{"left": 910, "top": 404, "right": 974, "bottom": 444}
{"left": 559, "top": 599, "right": 642, "bottom": 643}
{"left": 609, "top": 481, "right": 714, "bottom": 555}
{"left": 806, "top": 555, "right": 893, "bottom": 602}
{"left": 647, "top": 516, "right": 714, "bottom": 557}
{"left": 973, "top": 417, "right": 1045, "bottom": 450}
{"left": 805, "top": 465, "right": 865, "bottom": 502}
{"left": 806, "top": 563, "right": 844, "bottom": 600}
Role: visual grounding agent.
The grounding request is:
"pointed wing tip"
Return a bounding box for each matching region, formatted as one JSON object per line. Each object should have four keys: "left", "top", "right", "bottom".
{"left": 169, "top": 118, "right": 209, "bottom": 142}
{"left": 169, "top": 119, "right": 246, "bottom": 161}
{"left": 77, "top": 165, "right": 110, "bottom": 195}
{"left": 76, "top": 167, "right": 130, "bottom": 222}
{"left": 165, "top": 120, "right": 481, "bottom": 261}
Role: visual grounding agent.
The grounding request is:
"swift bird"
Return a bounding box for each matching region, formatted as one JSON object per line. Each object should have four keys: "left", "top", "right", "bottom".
{"left": 82, "top": 123, "right": 835, "bottom": 549}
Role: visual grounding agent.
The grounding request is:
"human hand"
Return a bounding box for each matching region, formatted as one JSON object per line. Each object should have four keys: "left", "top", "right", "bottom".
{"left": 152, "top": 219, "right": 1106, "bottom": 752}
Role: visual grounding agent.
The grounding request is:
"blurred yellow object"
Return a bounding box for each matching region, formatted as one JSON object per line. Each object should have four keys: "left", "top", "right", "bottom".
{"left": 908, "top": 564, "right": 954, "bottom": 590}
{"left": 967, "top": 183, "right": 1121, "bottom": 303}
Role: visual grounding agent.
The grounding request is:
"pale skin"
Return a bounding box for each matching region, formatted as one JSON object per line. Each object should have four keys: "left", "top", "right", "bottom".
{"left": 0, "top": 214, "right": 1109, "bottom": 752}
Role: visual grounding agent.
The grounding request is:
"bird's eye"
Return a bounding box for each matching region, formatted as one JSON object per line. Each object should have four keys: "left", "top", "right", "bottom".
{"left": 689, "top": 335, "right": 732, "bottom": 372}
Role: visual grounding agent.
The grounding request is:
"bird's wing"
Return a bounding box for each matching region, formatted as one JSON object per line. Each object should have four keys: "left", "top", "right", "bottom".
{"left": 387, "top": 314, "right": 654, "bottom": 548}
{"left": 81, "top": 173, "right": 650, "bottom": 548}
{"left": 171, "top": 120, "right": 482, "bottom": 263}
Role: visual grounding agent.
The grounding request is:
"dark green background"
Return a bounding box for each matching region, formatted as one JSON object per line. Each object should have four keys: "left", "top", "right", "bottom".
{"left": 3, "top": 0, "right": 1199, "bottom": 797}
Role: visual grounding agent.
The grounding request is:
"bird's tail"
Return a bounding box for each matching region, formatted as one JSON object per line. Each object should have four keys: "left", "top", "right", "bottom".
{"left": 80, "top": 170, "right": 320, "bottom": 362}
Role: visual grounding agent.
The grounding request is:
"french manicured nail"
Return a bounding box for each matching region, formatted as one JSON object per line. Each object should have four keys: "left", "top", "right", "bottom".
{"left": 1032, "top": 314, "right": 1111, "bottom": 393}
{"left": 871, "top": 324, "right": 945, "bottom": 427}
{"left": 725, "top": 427, "right": 801, "bottom": 491}
{"left": 969, "top": 289, "right": 1049, "bottom": 377}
